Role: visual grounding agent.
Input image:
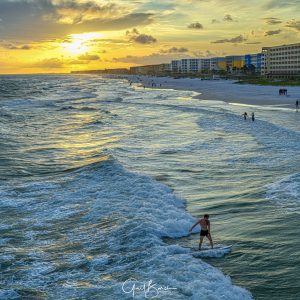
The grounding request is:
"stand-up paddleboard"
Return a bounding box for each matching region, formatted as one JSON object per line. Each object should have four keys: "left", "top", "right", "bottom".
{"left": 190, "top": 245, "right": 232, "bottom": 258}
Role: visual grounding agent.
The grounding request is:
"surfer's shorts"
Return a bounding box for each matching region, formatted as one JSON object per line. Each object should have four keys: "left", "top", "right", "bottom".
{"left": 200, "top": 230, "right": 209, "bottom": 237}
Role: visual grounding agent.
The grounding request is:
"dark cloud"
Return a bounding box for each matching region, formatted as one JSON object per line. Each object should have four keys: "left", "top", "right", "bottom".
{"left": 1, "top": 43, "right": 31, "bottom": 50}
{"left": 264, "top": 29, "right": 281, "bottom": 36}
{"left": 223, "top": 14, "right": 234, "bottom": 22}
{"left": 45, "top": 1, "right": 124, "bottom": 25}
{"left": 78, "top": 53, "right": 100, "bottom": 60}
{"left": 245, "top": 42, "right": 262, "bottom": 44}
{"left": 264, "top": 17, "right": 282, "bottom": 25}
{"left": 188, "top": 22, "right": 203, "bottom": 29}
{"left": 211, "top": 35, "right": 247, "bottom": 44}
{"left": 33, "top": 58, "right": 64, "bottom": 68}
{"left": 113, "top": 54, "right": 167, "bottom": 64}
{"left": 126, "top": 28, "right": 157, "bottom": 44}
{"left": 66, "top": 60, "right": 90, "bottom": 65}
{"left": 0, "top": 0, "right": 154, "bottom": 41}
{"left": 113, "top": 51, "right": 194, "bottom": 65}
{"left": 133, "top": 34, "right": 157, "bottom": 44}
{"left": 161, "top": 47, "right": 189, "bottom": 53}
{"left": 211, "top": 19, "right": 219, "bottom": 24}
{"left": 264, "top": 0, "right": 300, "bottom": 9}
{"left": 31, "top": 56, "right": 97, "bottom": 68}
{"left": 286, "top": 19, "right": 300, "bottom": 32}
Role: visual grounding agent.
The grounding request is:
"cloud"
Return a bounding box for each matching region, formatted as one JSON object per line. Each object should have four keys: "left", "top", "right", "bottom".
{"left": 264, "top": 29, "right": 281, "bottom": 36}
{"left": 245, "top": 42, "right": 262, "bottom": 44}
{"left": 193, "top": 49, "right": 221, "bottom": 58}
{"left": 211, "top": 35, "right": 247, "bottom": 44}
{"left": 1, "top": 43, "right": 31, "bottom": 50}
{"left": 188, "top": 22, "right": 203, "bottom": 29}
{"left": 286, "top": 19, "right": 300, "bottom": 32}
{"left": 223, "top": 14, "right": 234, "bottom": 22}
{"left": 211, "top": 19, "right": 219, "bottom": 24}
{"left": 78, "top": 53, "right": 100, "bottom": 60}
{"left": 113, "top": 51, "right": 194, "bottom": 65}
{"left": 264, "top": 0, "right": 300, "bottom": 9}
{"left": 0, "top": 0, "right": 154, "bottom": 41}
{"left": 45, "top": 1, "right": 127, "bottom": 25}
{"left": 31, "top": 55, "right": 98, "bottom": 68}
{"left": 133, "top": 34, "right": 157, "bottom": 44}
{"left": 161, "top": 47, "right": 189, "bottom": 53}
{"left": 126, "top": 28, "right": 157, "bottom": 44}
{"left": 264, "top": 17, "right": 282, "bottom": 25}
{"left": 113, "top": 54, "right": 167, "bottom": 64}
{"left": 33, "top": 58, "right": 64, "bottom": 68}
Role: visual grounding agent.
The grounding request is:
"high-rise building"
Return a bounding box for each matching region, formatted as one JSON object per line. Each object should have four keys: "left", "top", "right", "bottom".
{"left": 262, "top": 43, "right": 300, "bottom": 77}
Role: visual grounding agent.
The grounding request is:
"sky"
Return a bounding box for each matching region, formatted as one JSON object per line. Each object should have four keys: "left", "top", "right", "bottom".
{"left": 0, "top": 0, "right": 299, "bottom": 74}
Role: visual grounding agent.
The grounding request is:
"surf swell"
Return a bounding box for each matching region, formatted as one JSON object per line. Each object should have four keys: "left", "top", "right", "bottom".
{"left": 0, "top": 160, "right": 252, "bottom": 299}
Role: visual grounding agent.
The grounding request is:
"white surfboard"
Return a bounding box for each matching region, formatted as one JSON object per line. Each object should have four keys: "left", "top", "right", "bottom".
{"left": 190, "top": 245, "right": 232, "bottom": 258}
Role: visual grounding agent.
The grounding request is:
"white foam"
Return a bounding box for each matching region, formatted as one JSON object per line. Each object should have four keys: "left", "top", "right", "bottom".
{"left": 0, "top": 161, "right": 252, "bottom": 299}
{"left": 266, "top": 172, "right": 300, "bottom": 213}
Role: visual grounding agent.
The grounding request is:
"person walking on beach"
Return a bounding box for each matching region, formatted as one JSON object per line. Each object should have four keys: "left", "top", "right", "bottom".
{"left": 296, "top": 100, "right": 299, "bottom": 112}
{"left": 242, "top": 112, "right": 248, "bottom": 120}
{"left": 251, "top": 112, "right": 255, "bottom": 121}
{"left": 189, "top": 214, "right": 213, "bottom": 250}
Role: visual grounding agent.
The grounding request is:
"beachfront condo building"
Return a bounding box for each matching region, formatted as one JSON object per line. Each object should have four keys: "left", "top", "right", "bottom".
{"left": 130, "top": 63, "right": 170, "bottom": 75}
{"left": 170, "top": 59, "right": 210, "bottom": 73}
{"left": 210, "top": 56, "right": 245, "bottom": 72}
{"left": 244, "top": 53, "right": 265, "bottom": 74}
{"left": 262, "top": 43, "right": 300, "bottom": 78}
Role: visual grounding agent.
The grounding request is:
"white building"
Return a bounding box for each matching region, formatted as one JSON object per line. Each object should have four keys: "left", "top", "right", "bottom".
{"left": 170, "top": 58, "right": 211, "bottom": 73}
{"left": 262, "top": 43, "right": 300, "bottom": 77}
{"left": 171, "top": 60, "right": 181, "bottom": 72}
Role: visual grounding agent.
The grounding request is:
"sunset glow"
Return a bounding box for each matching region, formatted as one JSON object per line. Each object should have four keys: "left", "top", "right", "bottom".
{"left": 0, "top": 0, "right": 299, "bottom": 74}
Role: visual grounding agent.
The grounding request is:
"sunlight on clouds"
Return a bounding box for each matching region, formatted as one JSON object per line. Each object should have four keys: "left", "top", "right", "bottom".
{"left": 0, "top": 0, "right": 299, "bottom": 73}
{"left": 61, "top": 32, "right": 104, "bottom": 55}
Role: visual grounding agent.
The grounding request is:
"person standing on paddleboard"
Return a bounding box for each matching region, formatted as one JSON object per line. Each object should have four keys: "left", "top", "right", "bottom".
{"left": 189, "top": 214, "right": 214, "bottom": 250}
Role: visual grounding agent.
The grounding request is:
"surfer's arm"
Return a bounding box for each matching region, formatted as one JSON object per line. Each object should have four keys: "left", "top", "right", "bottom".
{"left": 189, "top": 220, "right": 200, "bottom": 232}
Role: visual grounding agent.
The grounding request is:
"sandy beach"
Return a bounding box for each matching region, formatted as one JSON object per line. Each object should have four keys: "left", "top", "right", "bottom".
{"left": 123, "top": 75, "right": 300, "bottom": 108}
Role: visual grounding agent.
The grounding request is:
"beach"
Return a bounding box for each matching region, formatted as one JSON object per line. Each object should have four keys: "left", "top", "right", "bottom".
{"left": 0, "top": 74, "right": 299, "bottom": 299}
{"left": 123, "top": 75, "right": 300, "bottom": 108}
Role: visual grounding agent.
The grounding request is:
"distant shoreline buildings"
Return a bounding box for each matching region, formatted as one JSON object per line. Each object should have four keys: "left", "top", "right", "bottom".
{"left": 72, "top": 43, "right": 300, "bottom": 79}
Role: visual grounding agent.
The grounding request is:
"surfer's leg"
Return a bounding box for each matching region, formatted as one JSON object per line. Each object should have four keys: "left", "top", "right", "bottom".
{"left": 208, "top": 234, "right": 213, "bottom": 249}
{"left": 199, "top": 236, "right": 204, "bottom": 250}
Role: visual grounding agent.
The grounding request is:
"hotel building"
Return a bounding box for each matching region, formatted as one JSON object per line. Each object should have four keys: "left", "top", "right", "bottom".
{"left": 262, "top": 43, "right": 300, "bottom": 77}
{"left": 244, "top": 53, "right": 265, "bottom": 74}
{"left": 170, "top": 58, "right": 210, "bottom": 73}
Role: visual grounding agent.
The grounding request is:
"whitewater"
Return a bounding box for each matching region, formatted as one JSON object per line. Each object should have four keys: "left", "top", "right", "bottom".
{"left": 0, "top": 74, "right": 299, "bottom": 299}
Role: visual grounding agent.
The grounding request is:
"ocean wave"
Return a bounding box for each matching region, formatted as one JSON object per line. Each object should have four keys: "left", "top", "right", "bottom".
{"left": 0, "top": 160, "right": 252, "bottom": 299}
{"left": 265, "top": 172, "right": 300, "bottom": 213}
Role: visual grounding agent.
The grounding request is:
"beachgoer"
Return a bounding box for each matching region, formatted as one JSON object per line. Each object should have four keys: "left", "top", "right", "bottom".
{"left": 296, "top": 100, "right": 299, "bottom": 112}
{"left": 251, "top": 112, "right": 255, "bottom": 121}
{"left": 189, "top": 214, "right": 213, "bottom": 250}
{"left": 242, "top": 112, "right": 248, "bottom": 120}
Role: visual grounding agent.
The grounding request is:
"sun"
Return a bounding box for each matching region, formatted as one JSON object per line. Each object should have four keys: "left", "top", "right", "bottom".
{"left": 63, "top": 40, "right": 88, "bottom": 55}
{"left": 61, "top": 32, "right": 104, "bottom": 55}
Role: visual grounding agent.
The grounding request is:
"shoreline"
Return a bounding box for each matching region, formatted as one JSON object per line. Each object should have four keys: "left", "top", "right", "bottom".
{"left": 119, "top": 75, "right": 300, "bottom": 109}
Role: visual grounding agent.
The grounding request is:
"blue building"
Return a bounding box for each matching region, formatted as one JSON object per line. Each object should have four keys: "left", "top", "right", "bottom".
{"left": 244, "top": 53, "right": 265, "bottom": 74}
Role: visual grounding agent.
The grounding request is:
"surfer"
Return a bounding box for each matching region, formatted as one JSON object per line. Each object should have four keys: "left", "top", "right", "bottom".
{"left": 189, "top": 214, "right": 214, "bottom": 250}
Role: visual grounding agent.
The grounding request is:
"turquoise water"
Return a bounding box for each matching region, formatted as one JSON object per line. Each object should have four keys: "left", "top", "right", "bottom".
{"left": 0, "top": 74, "right": 299, "bottom": 299}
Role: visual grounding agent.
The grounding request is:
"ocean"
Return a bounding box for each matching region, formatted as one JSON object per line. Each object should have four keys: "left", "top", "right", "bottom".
{"left": 0, "top": 74, "right": 299, "bottom": 299}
